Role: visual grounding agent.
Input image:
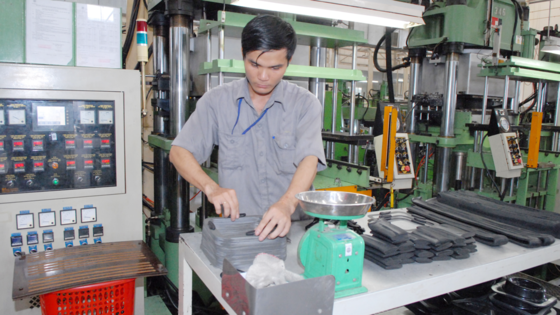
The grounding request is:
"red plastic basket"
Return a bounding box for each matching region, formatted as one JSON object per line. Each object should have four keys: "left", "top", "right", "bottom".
{"left": 40, "top": 279, "right": 135, "bottom": 315}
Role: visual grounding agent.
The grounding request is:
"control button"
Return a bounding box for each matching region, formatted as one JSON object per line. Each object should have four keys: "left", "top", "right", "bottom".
{"left": 80, "top": 239, "right": 88, "bottom": 246}
{"left": 29, "top": 245, "right": 38, "bottom": 253}
{"left": 94, "top": 176, "right": 101, "bottom": 184}
{"left": 77, "top": 176, "right": 84, "bottom": 183}
{"left": 84, "top": 159, "right": 94, "bottom": 169}
{"left": 26, "top": 180, "right": 33, "bottom": 187}
{"left": 12, "top": 140, "right": 24, "bottom": 152}
{"left": 93, "top": 238, "right": 102, "bottom": 244}
{"left": 65, "top": 241, "right": 73, "bottom": 248}
{"left": 14, "top": 162, "right": 25, "bottom": 173}
{"left": 93, "top": 225, "right": 104, "bottom": 237}
{"left": 79, "top": 227, "right": 89, "bottom": 239}
{"left": 52, "top": 162, "right": 59, "bottom": 169}
{"left": 83, "top": 139, "right": 94, "bottom": 149}
{"left": 52, "top": 178, "right": 60, "bottom": 186}
{"left": 100, "top": 139, "right": 110, "bottom": 148}
{"left": 65, "top": 140, "right": 76, "bottom": 149}
{"left": 33, "top": 161, "right": 44, "bottom": 172}
{"left": 44, "top": 244, "right": 53, "bottom": 251}
{"left": 63, "top": 229, "right": 75, "bottom": 240}
{"left": 101, "top": 159, "right": 111, "bottom": 168}
{"left": 42, "top": 231, "right": 54, "bottom": 243}
{"left": 5, "top": 180, "right": 15, "bottom": 188}
{"left": 10, "top": 234, "right": 23, "bottom": 247}
{"left": 0, "top": 163, "right": 6, "bottom": 174}
{"left": 518, "top": 158, "right": 522, "bottom": 164}
{"left": 27, "top": 232, "right": 39, "bottom": 245}
{"left": 405, "top": 166, "right": 410, "bottom": 172}
{"left": 66, "top": 160, "right": 76, "bottom": 170}
{"left": 32, "top": 140, "right": 43, "bottom": 151}
{"left": 0, "top": 140, "right": 4, "bottom": 151}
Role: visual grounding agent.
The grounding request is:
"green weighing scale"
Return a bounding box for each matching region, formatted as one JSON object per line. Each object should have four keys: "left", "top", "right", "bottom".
{"left": 296, "top": 191, "right": 375, "bottom": 298}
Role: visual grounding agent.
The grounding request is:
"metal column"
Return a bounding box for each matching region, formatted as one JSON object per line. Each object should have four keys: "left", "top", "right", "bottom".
{"left": 348, "top": 42, "right": 358, "bottom": 164}
{"left": 407, "top": 53, "right": 422, "bottom": 164}
{"left": 553, "top": 84, "right": 560, "bottom": 151}
{"left": 435, "top": 52, "right": 459, "bottom": 193}
{"left": 218, "top": 25, "right": 225, "bottom": 85}
{"left": 472, "top": 77, "right": 489, "bottom": 189}
{"left": 309, "top": 38, "right": 326, "bottom": 126}
{"left": 329, "top": 46, "right": 339, "bottom": 159}
{"left": 168, "top": 13, "right": 192, "bottom": 241}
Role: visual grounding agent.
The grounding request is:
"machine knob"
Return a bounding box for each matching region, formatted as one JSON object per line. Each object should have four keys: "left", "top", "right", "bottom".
{"left": 26, "top": 180, "right": 33, "bottom": 187}
{"left": 518, "top": 158, "right": 522, "bottom": 164}
{"left": 77, "top": 176, "right": 84, "bottom": 183}
{"left": 52, "top": 162, "right": 59, "bottom": 169}
{"left": 30, "top": 248, "right": 37, "bottom": 253}
{"left": 405, "top": 166, "right": 411, "bottom": 172}
{"left": 52, "top": 178, "right": 60, "bottom": 186}
{"left": 6, "top": 180, "right": 14, "bottom": 188}
{"left": 94, "top": 176, "right": 101, "bottom": 184}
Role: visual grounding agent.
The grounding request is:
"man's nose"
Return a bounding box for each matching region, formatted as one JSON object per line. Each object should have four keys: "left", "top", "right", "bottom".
{"left": 258, "top": 68, "right": 269, "bottom": 81}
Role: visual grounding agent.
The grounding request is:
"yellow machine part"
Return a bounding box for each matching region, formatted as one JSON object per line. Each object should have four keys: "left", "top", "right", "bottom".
{"left": 381, "top": 106, "right": 398, "bottom": 182}
{"left": 527, "top": 112, "right": 543, "bottom": 168}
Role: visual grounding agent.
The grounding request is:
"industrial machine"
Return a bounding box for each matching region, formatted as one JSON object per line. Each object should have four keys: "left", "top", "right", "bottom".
{"left": 0, "top": 64, "right": 143, "bottom": 315}
{"left": 296, "top": 191, "right": 374, "bottom": 298}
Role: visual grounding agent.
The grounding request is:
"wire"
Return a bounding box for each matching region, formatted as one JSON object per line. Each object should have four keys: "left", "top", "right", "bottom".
{"left": 190, "top": 190, "right": 202, "bottom": 201}
{"left": 480, "top": 133, "right": 506, "bottom": 201}
{"left": 373, "top": 31, "right": 411, "bottom": 73}
{"left": 510, "top": 0, "right": 519, "bottom": 52}
{"left": 122, "top": 0, "right": 141, "bottom": 69}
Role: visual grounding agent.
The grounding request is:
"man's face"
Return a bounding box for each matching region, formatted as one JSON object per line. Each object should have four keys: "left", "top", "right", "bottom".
{"left": 244, "top": 48, "right": 290, "bottom": 97}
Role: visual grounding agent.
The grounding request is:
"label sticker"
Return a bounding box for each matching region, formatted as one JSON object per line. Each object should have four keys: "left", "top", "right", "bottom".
{"left": 345, "top": 243, "right": 353, "bottom": 257}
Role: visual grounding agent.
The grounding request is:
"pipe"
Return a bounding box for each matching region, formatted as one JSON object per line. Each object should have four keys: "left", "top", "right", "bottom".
{"left": 349, "top": 42, "right": 358, "bottom": 164}
{"left": 553, "top": 83, "right": 560, "bottom": 151}
{"left": 502, "top": 75, "right": 509, "bottom": 110}
{"left": 454, "top": 151, "right": 466, "bottom": 190}
{"left": 206, "top": 27, "right": 212, "bottom": 91}
{"left": 408, "top": 56, "right": 422, "bottom": 164}
{"left": 330, "top": 46, "right": 339, "bottom": 159}
{"left": 153, "top": 26, "right": 168, "bottom": 135}
{"left": 513, "top": 81, "right": 521, "bottom": 113}
{"left": 423, "top": 143, "right": 429, "bottom": 184}
{"left": 479, "top": 77, "right": 489, "bottom": 191}
{"left": 435, "top": 52, "right": 459, "bottom": 193}
{"left": 169, "top": 14, "right": 190, "bottom": 137}
{"left": 536, "top": 81, "right": 543, "bottom": 113}
{"left": 218, "top": 25, "right": 225, "bottom": 85}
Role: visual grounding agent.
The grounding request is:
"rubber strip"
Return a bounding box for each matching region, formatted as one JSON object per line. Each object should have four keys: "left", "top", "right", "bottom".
{"left": 418, "top": 226, "right": 466, "bottom": 246}
{"left": 407, "top": 206, "right": 509, "bottom": 247}
{"left": 432, "top": 255, "right": 452, "bottom": 261}
{"left": 430, "top": 242, "right": 453, "bottom": 252}
{"left": 413, "top": 199, "right": 554, "bottom": 248}
{"left": 409, "top": 234, "right": 431, "bottom": 249}
{"left": 415, "top": 250, "right": 435, "bottom": 258}
{"left": 414, "top": 257, "right": 433, "bottom": 264}
{"left": 368, "top": 219, "right": 409, "bottom": 243}
{"left": 364, "top": 252, "right": 402, "bottom": 269}
{"left": 398, "top": 241, "right": 415, "bottom": 253}
{"left": 401, "top": 258, "right": 415, "bottom": 264}
{"left": 362, "top": 234, "right": 399, "bottom": 257}
{"left": 430, "top": 249, "right": 453, "bottom": 257}
{"left": 438, "top": 191, "right": 560, "bottom": 239}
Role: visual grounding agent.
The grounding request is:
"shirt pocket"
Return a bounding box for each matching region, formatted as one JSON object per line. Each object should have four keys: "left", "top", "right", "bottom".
{"left": 219, "top": 132, "right": 246, "bottom": 169}
{"left": 273, "top": 135, "right": 296, "bottom": 174}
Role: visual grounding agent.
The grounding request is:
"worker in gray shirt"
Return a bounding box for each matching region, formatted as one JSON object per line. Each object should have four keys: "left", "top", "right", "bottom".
{"left": 170, "top": 15, "right": 326, "bottom": 241}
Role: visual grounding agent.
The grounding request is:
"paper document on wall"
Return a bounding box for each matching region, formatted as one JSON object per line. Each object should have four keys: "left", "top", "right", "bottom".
{"left": 76, "top": 4, "right": 121, "bottom": 69}
{"left": 25, "top": 0, "right": 73, "bottom": 66}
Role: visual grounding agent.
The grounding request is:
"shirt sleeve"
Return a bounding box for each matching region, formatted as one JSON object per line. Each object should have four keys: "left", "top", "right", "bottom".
{"left": 294, "top": 93, "right": 327, "bottom": 171}
{"left": 171, "top": 93, "right": 218, "bottom": 164}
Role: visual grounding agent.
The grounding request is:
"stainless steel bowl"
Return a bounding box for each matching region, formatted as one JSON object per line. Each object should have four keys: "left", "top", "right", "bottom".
{"left": 295, "top": 191, "right": 375, "bottom": 218}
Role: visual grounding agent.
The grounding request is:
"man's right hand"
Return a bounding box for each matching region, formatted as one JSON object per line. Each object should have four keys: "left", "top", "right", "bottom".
{"left": 205, "top": 184, "right": 240, "bottom": 221}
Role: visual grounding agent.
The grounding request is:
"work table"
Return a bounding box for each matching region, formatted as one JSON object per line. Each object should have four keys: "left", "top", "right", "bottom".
{"left": 178, "top": 212, "right": 560, "bottom": 314}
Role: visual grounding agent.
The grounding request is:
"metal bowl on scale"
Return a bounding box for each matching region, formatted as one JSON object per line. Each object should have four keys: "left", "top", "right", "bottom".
{"left": 295, "top": 191, "right": 375, "bottom": 219}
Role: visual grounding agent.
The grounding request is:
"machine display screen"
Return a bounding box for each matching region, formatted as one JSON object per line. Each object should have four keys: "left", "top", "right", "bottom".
{"left": 0, "top": 99, "right": 117, "bottom": 195}
{"left": 36, "top": 106, "right": 66, "bottom": 126}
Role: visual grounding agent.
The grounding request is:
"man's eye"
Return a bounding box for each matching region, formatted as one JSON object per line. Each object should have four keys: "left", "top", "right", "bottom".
{"left": 272, "top": 67, "right": 280, "bottom": 70}
{"left": 251, "top": 63, "right": 258, "bottom": 68}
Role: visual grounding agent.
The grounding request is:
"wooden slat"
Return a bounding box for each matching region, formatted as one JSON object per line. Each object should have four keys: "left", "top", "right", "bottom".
{"left": 13, "top": 240, "right": 166, "bottom": 299}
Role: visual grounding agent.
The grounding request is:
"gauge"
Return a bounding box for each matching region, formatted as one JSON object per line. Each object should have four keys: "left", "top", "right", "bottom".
{"left": 8, "top": 110, "right": 26, "bottom": 125}
{"left": 39, "top": 211, "right": 56, "bottom": 227}
{"left": 60, "top": 209, "right": 77, "bottom": 225}
{"left": 81, "top": 207, "right": 97, "bottom": 223}
{"left": 16, "top": 213, "right": 34, "bottom": 230}
{"left": 498, "top": 117, "right": 510, "bottom": 133}
{"left": 80, "top": 110, "right": 96, "bottom": 124}
{"left": 0, "top": 109, "right": 4, "bottom": 125}
{"left": 99, "top": 110, "right": 113, "bottom": 124}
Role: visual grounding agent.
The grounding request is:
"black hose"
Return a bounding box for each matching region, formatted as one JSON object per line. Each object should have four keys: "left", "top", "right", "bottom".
{"left": 373, "top": 32, "right": 411, "bottom": 73}
{"left": 385, "top": 28, "right": 396, "bottom": 103}
{"left": 122, "top": 0, "right": 141, "bottom": 69}
{"left": 510, "top": 0, "right": 519, "bottom": 52}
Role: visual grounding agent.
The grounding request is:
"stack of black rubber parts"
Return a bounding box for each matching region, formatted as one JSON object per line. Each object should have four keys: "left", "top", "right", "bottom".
{"left": 364, "top": 212, "right": 477, "bottom": 269}
{"left": 409, "top": 190, "right": 558, "bottom": 248}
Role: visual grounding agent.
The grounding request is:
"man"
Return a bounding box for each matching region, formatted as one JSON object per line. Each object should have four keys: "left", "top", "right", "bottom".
{"left": 169, "top": 15, "right": 326, "bottom": 241}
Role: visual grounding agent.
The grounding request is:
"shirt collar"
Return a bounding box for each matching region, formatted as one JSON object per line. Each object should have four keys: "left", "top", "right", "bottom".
{"left": 234, "top": 79, "right": 286, "bottom": 112}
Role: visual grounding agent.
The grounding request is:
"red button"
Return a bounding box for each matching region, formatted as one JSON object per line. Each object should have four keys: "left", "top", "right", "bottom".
{"left": 14, "top": 141, "right": 23, "bottom": 146}
{"left": 85, "top": 160, "right": 93, "bottom": 165}
{"left": 67, "top": 161, "right": 75, "bottom": 165}
{"left": 34, "top": 162, "right": 43, "bottom": 167}
{"left": 84, "top": 140, "right": 92, "bottom": 144}
{"left": 518, "top": 159, "right": 522, "bottom": 164}
{"left": 101, "top": 139, "right": 110, "bottom": 144}
{"left": 66, "top": 140, "right": 75, "bottom": 145}
{"left": 102, "top": 159, "right": 110, "bottom": 164}
{"left": 0, "top": 164, "right": 4, "bottom": 168}
{"left": 405, "top": 166, "right": 410, "bottom": 172}
{"left": 15, "top": 163, "right": 24, "bottom": 168}
{"left": 33, "top": 141, "right": 42, "bottom": 146}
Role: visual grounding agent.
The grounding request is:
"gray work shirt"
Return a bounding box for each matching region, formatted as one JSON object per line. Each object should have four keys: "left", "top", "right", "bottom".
{"left": 172, "top": 78, "right": 326, "bottom": 218}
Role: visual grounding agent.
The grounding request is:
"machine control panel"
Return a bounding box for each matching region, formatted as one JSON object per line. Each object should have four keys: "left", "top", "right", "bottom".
{"left": 395, "top": 137, "right": 412, "bottom": 175}
{"left": 489, "top": 132, "right": 524, "bottom": 178}
{"left": 0, "top": 99, "right": 116, "bottom": 195}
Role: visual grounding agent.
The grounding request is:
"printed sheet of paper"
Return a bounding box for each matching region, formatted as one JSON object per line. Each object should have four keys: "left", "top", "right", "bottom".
{"left": 26, "top": 0, "right": 73, "bottom": 66}
{"left": 76, "top": 4, "right": 121, "bottom": 68}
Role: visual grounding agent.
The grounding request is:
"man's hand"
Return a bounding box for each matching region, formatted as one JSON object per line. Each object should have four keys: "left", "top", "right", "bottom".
{"left": 205, "top": 184, "right": 240, "bottom": 221}
{"left": 255, "top": 198, "right": 294, "bottom": 241}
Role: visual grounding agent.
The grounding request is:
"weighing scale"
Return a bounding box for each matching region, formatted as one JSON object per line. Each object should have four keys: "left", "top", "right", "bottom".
{"left": 296, "top": 191, "right": 375, "bottom": 298}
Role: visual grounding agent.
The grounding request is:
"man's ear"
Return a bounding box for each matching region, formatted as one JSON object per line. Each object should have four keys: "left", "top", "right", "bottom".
{"left": 287, "top": 57, "right": 292, "bottom": 66}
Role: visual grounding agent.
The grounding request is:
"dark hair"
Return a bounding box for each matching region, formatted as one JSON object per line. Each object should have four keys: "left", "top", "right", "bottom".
{"left": 241, "top": 15, "right": 297, "bottom": 61}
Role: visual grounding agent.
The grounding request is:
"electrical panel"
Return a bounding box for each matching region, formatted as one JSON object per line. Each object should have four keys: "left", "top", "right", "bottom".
{"left": 0, "top": 100, "right": 116, "bottom": 194}
{"left": 374, "top": 133, "right": 415, "bottom": 189}
{"left": 0, "top": 64, "right": 142, "bottom": 315}
{"left": 489, "top": 132, "right": 524, "bottom": 178}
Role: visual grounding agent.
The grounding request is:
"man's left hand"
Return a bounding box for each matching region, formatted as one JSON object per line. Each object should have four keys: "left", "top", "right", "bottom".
{"left": 255, "top": 199, "right": 294, "bottom": 241}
